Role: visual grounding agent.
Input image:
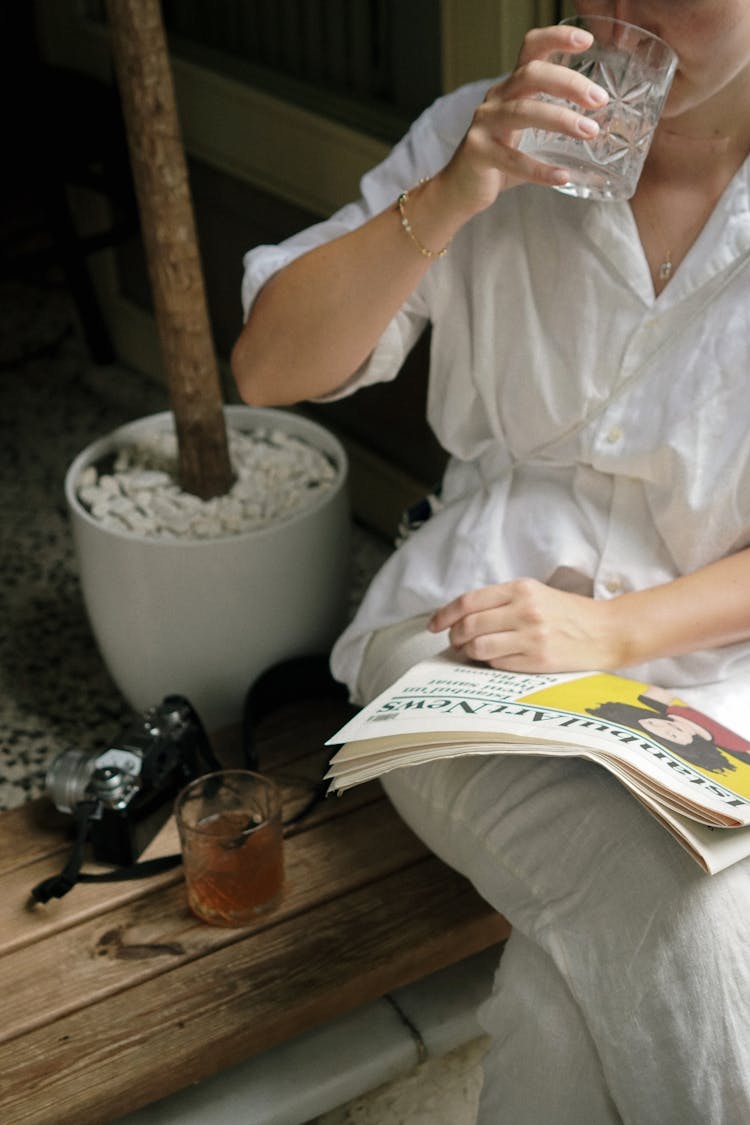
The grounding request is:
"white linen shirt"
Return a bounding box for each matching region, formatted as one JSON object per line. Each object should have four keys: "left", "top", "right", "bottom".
{"left": 241, "top": 80, "right": 750, "bottom": 728}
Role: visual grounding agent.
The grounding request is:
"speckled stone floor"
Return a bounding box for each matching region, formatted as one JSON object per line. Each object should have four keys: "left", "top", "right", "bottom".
{"left": 312, "top": 1038, "right": 489, "bottom": 1125}
{"left": 0, "top": 273, "right": 485, "bottom": 1125}
{"left": 0, "top": 278, "right": 152, "bottom": 809}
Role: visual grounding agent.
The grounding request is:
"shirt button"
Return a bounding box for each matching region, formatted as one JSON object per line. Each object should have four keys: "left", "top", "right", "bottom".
{"left": 605, "top": 577, "right": 623, "bottom": 594}
{"left": 606, "top": 426, "right": 623, "bottom": 444}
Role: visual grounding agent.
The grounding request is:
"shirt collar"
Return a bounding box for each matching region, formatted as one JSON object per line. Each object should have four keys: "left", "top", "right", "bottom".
{"left": 570, "top": 156, "right": 750, "bottom": 308}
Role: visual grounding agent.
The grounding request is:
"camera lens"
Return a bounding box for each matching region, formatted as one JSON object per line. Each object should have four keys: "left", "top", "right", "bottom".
{"left": 45, "top": 750, "right": 98, "bottom": 814}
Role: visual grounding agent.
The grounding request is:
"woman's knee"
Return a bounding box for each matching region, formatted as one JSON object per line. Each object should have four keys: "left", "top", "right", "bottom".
{"left": 355, "top": 613, "right": 442, "bottom": 704}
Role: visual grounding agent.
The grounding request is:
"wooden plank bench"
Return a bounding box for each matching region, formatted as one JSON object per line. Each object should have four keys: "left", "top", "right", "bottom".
{"left": 0, "top": 699, "right": 510, "bottom": 1124}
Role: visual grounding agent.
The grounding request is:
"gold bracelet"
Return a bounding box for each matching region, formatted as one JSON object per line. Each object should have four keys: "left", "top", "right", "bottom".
{"left": 397, "top": 178, "right": 450, "bottom": 260}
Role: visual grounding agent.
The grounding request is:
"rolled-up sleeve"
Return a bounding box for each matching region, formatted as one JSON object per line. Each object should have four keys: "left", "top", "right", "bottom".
{"left": 239, "top": 78, "right": 493, "bottom": 397}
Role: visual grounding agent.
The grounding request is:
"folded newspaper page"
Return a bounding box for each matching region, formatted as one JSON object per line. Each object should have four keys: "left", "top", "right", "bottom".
{"left": 325, "top": 652, "right": 750, "bottom": 874}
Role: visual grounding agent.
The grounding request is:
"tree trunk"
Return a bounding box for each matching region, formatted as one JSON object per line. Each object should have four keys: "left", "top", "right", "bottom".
{"left": 106, "top": 0, "right": 234, "bottom": 500}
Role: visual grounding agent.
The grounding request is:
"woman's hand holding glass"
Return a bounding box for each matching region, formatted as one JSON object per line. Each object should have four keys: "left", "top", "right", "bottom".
{"left": 437, "top": 24, "right": 610, "bottom": 216}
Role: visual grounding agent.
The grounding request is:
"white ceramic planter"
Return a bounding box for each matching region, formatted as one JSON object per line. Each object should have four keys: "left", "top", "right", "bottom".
{"left": 65, "top": 405, "right": 350, "bottom": 732}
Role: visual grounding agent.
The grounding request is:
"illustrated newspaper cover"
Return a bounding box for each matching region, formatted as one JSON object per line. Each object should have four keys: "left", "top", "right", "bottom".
{"left": 326, "top": 652, "right": 750, "bottom": 874}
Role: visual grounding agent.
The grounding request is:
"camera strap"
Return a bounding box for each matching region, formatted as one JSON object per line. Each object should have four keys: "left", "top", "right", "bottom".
{"left": 30, "top": 799, "right": 182, "bottom": 904}
{"left": 243, "top": 653, "right": 354, "bottom": 826}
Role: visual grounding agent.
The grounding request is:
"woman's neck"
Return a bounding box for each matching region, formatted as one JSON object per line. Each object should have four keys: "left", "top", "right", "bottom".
{"left": 646, "top": 122, "right": 749, "bottom": 194}
{"left": 649, "top": 73, "right": 750, "bottom": 184}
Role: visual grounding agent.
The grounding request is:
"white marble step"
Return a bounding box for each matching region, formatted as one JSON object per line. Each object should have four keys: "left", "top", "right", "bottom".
{"left": 113, "top": 948, "right": 500, "bottom": 1125}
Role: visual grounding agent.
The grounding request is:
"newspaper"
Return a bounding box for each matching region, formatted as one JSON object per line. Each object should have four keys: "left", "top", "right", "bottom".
{"left": 326, "top": 652, "right": 750, "bottom": 874}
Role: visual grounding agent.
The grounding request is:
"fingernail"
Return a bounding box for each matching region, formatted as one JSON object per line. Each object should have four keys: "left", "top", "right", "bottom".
{"left": 577, "top": 116, "right": 599, "bottom": 137}
{"left": 588, "top": 84, "right": 609, "bottom": 106}
{"left": 570, "top": 30, "right": 592, "bottom": 47}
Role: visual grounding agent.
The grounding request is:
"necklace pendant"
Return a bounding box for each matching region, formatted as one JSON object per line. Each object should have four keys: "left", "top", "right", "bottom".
{"left": 659, "top": 256, "right": 673, "bottom": 281}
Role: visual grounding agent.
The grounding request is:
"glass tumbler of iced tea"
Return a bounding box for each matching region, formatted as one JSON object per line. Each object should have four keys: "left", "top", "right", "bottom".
{"left": 175, "top": 770, "right": 284, "bottom": 926}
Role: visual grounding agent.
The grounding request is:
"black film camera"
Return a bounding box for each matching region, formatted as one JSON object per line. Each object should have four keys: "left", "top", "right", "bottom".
{"left": 45, "top": 695, "right": 216, "bottom": 867}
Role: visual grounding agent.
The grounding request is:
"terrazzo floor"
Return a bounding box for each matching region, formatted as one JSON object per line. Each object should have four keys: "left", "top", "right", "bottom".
{"left": 0, "top": 276, "right": 153, "bottom": 810}
{"left": 0, "top": 272, "right": 486, "bottom": 1124}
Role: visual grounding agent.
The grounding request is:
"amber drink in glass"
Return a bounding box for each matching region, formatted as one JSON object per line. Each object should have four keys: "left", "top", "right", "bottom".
{"left": 175, "top": 770, "right": 284, "bottom": 926}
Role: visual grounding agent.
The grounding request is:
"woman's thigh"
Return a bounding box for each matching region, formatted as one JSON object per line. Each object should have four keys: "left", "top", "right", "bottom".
{"left": 383, "top": 751, "right": 750, "bottom": 1122}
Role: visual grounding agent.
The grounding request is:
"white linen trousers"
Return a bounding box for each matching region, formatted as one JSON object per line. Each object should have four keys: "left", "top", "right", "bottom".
{"left": 358, "top": 615, "right": 750, "bottom": 1125}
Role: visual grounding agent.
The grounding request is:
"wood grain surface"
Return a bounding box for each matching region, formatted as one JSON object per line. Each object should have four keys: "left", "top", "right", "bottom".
{"left": 0, "top": 712, "right": 509, "bottom": 1123}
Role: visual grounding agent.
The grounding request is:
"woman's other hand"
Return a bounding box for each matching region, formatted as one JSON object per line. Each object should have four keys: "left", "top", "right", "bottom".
{"left": 427, "top": 579, "right": 621, "bottom": 673}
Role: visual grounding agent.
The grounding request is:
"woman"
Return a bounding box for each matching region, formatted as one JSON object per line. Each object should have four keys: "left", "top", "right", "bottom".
{"left": 232, "top": 3, "right": 750, "bottom": 1121}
